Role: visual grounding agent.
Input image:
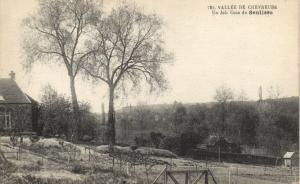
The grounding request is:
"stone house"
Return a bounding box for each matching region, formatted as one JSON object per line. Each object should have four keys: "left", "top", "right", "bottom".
{"left": 0, "top": 71, "right": 38, "bottom": 134}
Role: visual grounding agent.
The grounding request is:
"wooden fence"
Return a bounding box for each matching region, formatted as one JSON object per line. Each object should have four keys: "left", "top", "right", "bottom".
{"left": 152, "top": 166, "right": 218, "bottom": 184}
{"left": 188, "top": 149, "right": 282, "bottom": 166}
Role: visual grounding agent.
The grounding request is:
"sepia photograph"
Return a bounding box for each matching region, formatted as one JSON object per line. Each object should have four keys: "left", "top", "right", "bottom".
{"left": 0, "top": 0, "right": 299, "bottom": 183}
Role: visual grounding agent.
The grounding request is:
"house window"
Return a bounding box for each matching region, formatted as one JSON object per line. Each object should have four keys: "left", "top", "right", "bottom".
{"left": 0, "top": 111, "right": 11, "bottom": 129}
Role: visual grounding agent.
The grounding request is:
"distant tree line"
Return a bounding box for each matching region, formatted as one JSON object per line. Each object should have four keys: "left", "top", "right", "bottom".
{"left": 35, "top": 83, "right": 298, "bottom": 157}
{"left": 116, "top": 93, "right": 298, "bottom": 157}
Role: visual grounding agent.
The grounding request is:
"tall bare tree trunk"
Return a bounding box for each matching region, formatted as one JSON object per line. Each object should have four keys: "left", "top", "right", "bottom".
{"left": 108, "top": 86, "right": 116, "bottom": 146}
{"left": 69, "top": 76, "right": 80, "bottom": 141}
{"left": 70, "top": 76, "right": 80, "bottom": 114}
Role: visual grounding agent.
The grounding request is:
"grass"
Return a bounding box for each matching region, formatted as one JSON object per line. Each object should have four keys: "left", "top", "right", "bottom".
{"left": 0, "top": 137, "right": 298, "bottom": 184}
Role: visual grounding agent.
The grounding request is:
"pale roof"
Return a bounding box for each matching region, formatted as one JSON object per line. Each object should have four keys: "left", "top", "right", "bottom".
{"left": 0, "top": 95, "right": 5, "bottom": 101}
{"left": 283, "top": 152, "right": 294, "bottom": 158}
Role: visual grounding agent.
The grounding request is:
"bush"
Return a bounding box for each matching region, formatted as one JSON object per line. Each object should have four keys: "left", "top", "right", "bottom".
{"left": 82, "top": 135, "right": 93, "bottom": 142}
{"left": 179, "top": 132, "right": 201, "bottom": 155}
{"left": 22, "top": 162, "right": 41, "bottom": 172}
{"left": 134, "top": 136, "right": 149, "bottom": 147}
{"left": 0, "top": 161, "right": 16, "bottom": 175}
{"left": 150, "top": 132, "right": 164, "bottom": 148}
{"left": 159, "top": 136, "right": 180, "bottom": 154}
{"left": 71, "top": 162, "right": 87, "bottom": 174}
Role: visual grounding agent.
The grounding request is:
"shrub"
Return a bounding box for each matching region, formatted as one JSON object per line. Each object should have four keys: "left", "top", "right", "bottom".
{"left": 71, "top": 162, "right": 87, "bottom": 174}
{"left": 179, "top": 132, "right": 201, "bottom": 155}
{"left": 0, "top": 161, "right": 16, "bottom": 175}
{"left": 36, "top": 160, "right": 43, "bottom": 167}
{"left": 159, "top": 136, "right": 180, "bottom": 154}
{"left": 134, "top": 136, "right": 149, "bottom": 147}
{"left": 22, "top": 162, "right": 41, "bottom": 172}
{"left": 82, "top": 135, "right": 93, "bottom": 142}
{"left": 150, "top": 132, "right": 164, "bottom": 148}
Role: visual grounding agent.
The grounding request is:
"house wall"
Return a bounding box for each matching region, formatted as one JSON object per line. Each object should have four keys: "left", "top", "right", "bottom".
{"left": 283, "top": 156, "right": 299, "bottom": 167}
{"left": 284, "top": 159, "right": 291, "bottom": 167}
{"left": 0, "top": 104, "right": 32, "bottom": 133}
{"left": 292, "top": 155, "right": 299, "bottom": 167}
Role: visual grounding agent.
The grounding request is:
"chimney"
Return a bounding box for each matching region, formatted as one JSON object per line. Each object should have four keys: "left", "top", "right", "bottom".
{"left": 9, "top": 71, "right": 15, "bottom": 80}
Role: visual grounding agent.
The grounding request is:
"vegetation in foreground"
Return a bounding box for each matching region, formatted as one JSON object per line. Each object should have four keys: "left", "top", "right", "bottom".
{"left": 0, "top": 137, "right": 298, "bottom": 184}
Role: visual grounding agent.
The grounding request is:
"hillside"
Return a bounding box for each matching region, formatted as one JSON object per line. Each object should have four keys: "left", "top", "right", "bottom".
{"left": 114, "top": 96, "right": 299, "bottom": 157}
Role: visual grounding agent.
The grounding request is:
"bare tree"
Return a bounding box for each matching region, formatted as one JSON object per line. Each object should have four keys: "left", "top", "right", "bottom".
{"left": 22, "top": 0, "right": 102, "bottom": 115}
{"left": 213, "top": 85, "right": 234, "bottom": 137}
{"left": 83, "top": 3, "right": 173, "bottom": 145}
{"left": 267, "top": 85, "right": 281, "bottom": 99}
{"left": 237, "top": 89, "right": 248, "bottom": 101}
{"left": 214, "top": 85, "right": 234, "bottom": 104}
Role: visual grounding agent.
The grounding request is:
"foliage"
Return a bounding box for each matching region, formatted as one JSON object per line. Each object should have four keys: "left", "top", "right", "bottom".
{"left": 71, "top": 162, "right": 87, "bottom": 174}
{"left": 22, "top": 0, "right": 103, "bottom": 115}
{"left": 21, "top": 162, "right": 42, "bottom": 172}
{"left": 179, "top": 131, "right": 202, "bottom": 155}
{"left": 38, "top": 85, "right": 98, "bottom": 140}
{"left": 116, "top": 97, "right": 299, "bottom": 156}
{"left": 134, "top": 136, "right": 149, "bottom": 147}
{"left": 38, "top": 85, "right": 73, "bottom": 137}
{"left": 159, "top": 136, "right": 181, "bottom": 154}
{"left": 82, "top": 135, "right": 93, "bottom": 142}
{"left": 171, "top": 102, "right": 187, "bottom": 135}
{"left": 149, "top": 132, "right": 164, "bottom": 148}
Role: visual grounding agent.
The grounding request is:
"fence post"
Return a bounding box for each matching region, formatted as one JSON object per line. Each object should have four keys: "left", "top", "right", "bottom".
{"left": 68, "top": 151, "right": 70, "bottom": 164}
{"left": 126, "top": 162, "right": 130, "bottom": 176}
{"left": 205, "top": 170, "right": 208, "bottom": 184}
{"left": 185, "top": 172, "right": 189, "bottom": 184}
{"left": 236, "top": 167, "right": 239, "bottom": 184}
{"left": 18, "top": 146, "right": 21, "bottom": 160}
{"left": 164, "top": 165, "right": 168, "bottom": 184}
{"left": 228, "top": 167, "right": 231, "bottom": 184}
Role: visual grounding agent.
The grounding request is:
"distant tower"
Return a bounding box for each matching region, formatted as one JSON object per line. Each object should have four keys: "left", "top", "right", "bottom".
{"left": 259, "top": 86, "right": 263, "bottom": 101}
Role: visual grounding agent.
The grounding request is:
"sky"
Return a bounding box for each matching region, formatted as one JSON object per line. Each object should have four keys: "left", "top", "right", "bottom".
{"left": 0, "top": 0, "right": 298, "bottom": 112}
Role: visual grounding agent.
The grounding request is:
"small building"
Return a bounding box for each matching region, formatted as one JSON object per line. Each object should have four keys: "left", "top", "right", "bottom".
{"left": 0, "top": 71, "right": 38, "bottom": 134}
{"left": 283, "top": 152, "right": 299, "bottom": 167}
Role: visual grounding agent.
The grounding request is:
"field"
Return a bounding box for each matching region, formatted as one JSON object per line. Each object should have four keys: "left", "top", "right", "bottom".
{"left": 0, "top": 137, "right": 298, "bottom": 184}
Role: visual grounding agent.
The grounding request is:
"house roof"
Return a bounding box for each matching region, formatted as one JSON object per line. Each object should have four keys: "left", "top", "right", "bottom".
{"left": 283, "top": 152, "right": 294, "bottom": 158}
{"left": 0, "top": 78, "right": 31, "bottom": 104}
